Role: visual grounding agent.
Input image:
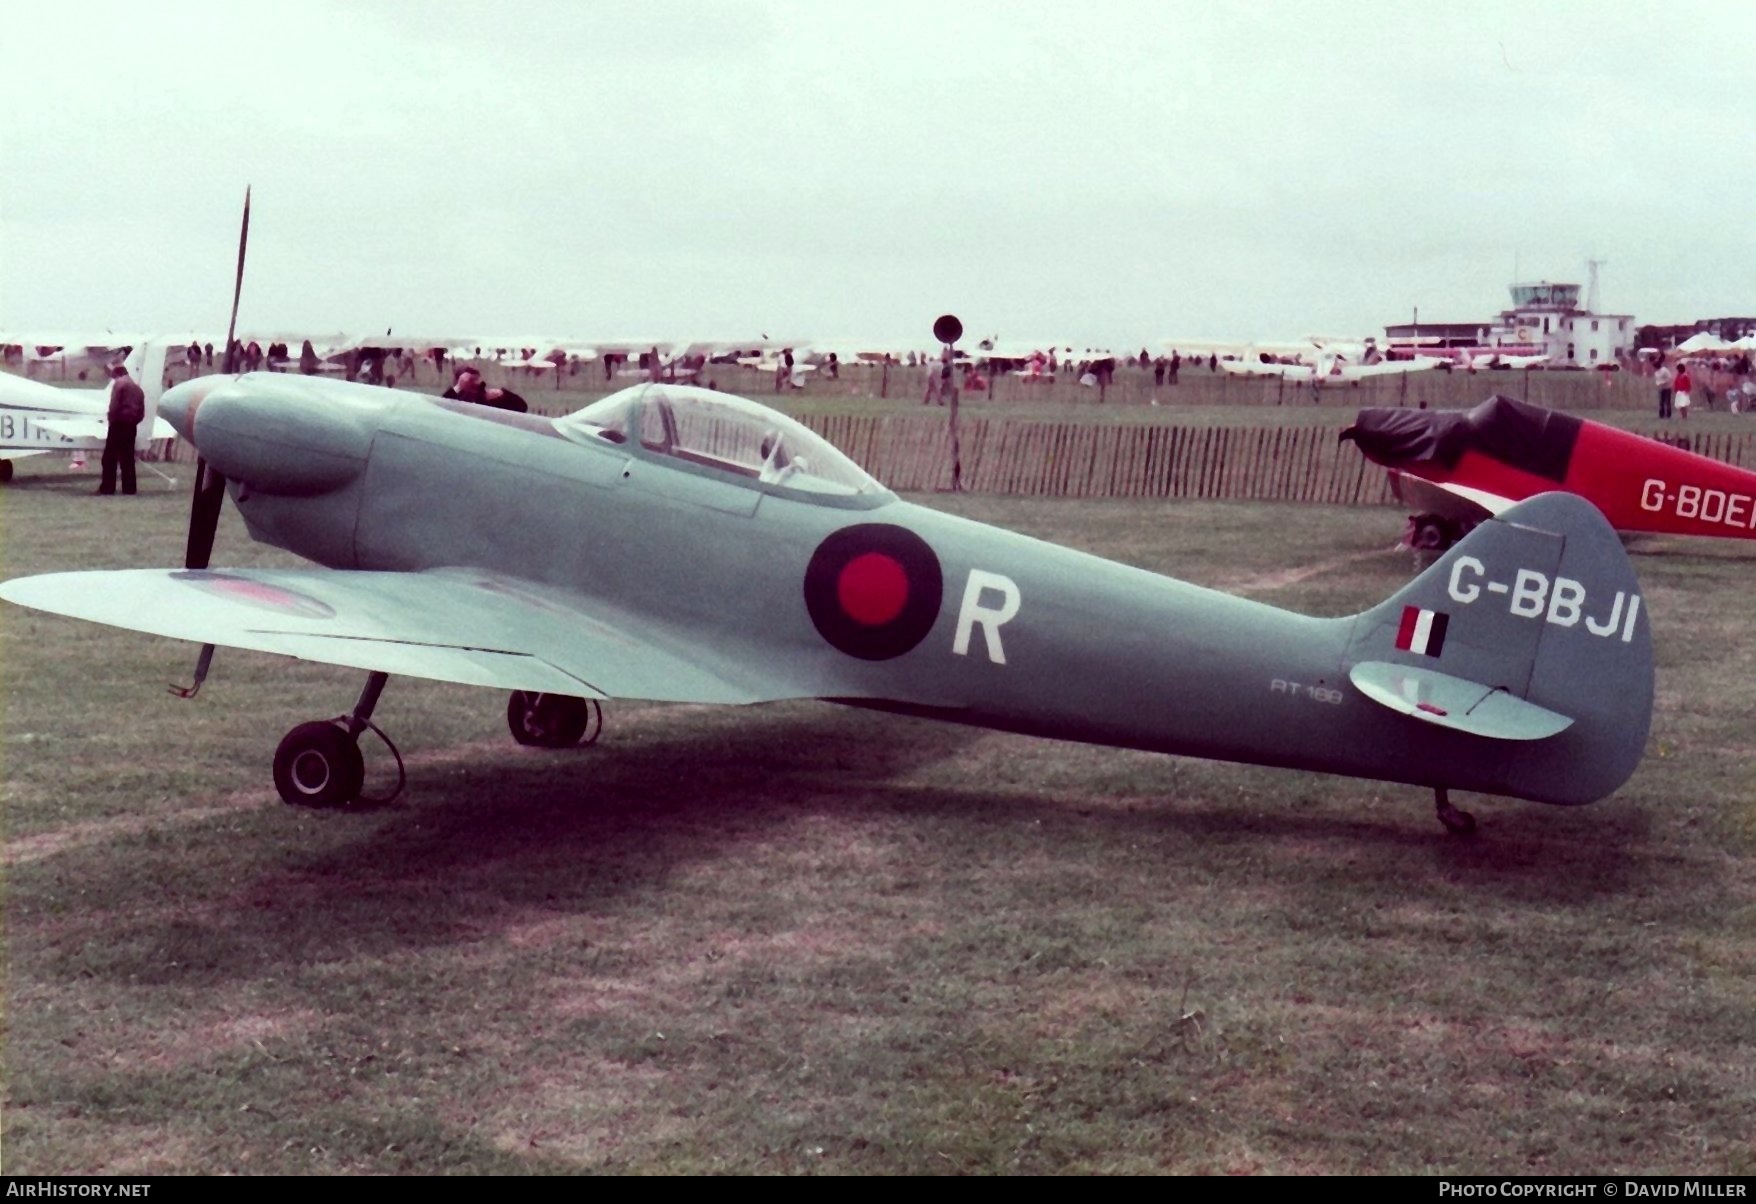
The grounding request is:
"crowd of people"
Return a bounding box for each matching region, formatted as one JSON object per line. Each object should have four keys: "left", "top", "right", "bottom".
{"left": 1644, "top": 351, "right": 1755, "bottom": 419}
{"left": 34, "top": 327, "right": 1756, "bottom": 508}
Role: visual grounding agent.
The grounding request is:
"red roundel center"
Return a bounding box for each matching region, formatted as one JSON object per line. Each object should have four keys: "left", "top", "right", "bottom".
{"left": 836, "top": 552, "right": 909, "bottom": 627}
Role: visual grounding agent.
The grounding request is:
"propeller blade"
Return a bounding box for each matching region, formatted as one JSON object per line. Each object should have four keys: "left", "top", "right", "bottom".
{"left": 222, "top": 185, "right": 251, "bottom": 375}
{"left": 185, "top": 457, "right": 227, "bottom": 571}
{"left": 190, "top": 187, "right": 250, "bottom": 570}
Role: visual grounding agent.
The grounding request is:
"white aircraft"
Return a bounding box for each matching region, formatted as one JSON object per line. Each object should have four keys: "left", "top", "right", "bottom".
{"left": 1220, "top": 350, "right": 1446, "bottom": 383}
{"left": 3, "top": 333, "right": 139, "bottom": 381}
{"left": 737, "top": 350, "right": 817, "bottom": 387}
{"left": 0, "top": 341, "right": 177, "bottom": 483}
{"left": 1458, "top": 351, "right": 1550, "bottom": 371}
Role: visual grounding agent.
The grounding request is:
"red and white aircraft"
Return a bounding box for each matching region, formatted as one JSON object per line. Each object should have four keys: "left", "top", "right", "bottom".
{"left": 1344, "top": 393, "right": 1756, "bottom": 549}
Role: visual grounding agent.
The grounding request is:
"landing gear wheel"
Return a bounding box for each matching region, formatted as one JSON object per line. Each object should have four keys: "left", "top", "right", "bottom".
{"left": 1410, "top": 515, "right": 1453, "bottom": 552}
{"left": 273, "top": 721, "right": 365, "bottom": 808}
{"left": 507, "top": 692, "right": 601, "bottom": 748}
{"left": 1434, "top": 788, "right": 1477, "bottom": 836}
{"left": 0, "top": 459, "right": 13, "bottom": 484}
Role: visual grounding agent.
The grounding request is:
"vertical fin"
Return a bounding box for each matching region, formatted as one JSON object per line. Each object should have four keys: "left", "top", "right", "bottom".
{"left": 1347, "top": 491, "right": 1652, "bottom": 804}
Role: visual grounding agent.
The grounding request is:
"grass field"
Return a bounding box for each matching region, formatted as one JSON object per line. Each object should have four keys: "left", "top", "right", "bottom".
{"left": 1, "top": 458, "right": 1753, "bottom": 1174}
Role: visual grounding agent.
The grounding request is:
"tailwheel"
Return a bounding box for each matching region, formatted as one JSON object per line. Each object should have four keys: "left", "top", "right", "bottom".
{"left": 507, "top": 691, "right": 602, "bottom": 748}
{"left": 0, "top": 459, "right": 13, "bottom": 483}
{"left": 1434, "top": 787, "right": 1477, "bottom": 837}
{"left": 273, "top": 721, "right": 365, "bottom": 808}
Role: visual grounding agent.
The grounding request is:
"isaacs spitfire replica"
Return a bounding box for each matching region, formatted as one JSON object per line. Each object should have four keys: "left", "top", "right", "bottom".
{"left": 1343, "top": 393, "right": 1756, "bottom": 550}
{"left": 0, "top": 374, "right": 1655, "bottom": 833}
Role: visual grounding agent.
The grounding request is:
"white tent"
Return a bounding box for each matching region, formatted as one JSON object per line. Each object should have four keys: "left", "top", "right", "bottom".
{"left": 1673, "top": 332, "right": 1733, "bottom": 355}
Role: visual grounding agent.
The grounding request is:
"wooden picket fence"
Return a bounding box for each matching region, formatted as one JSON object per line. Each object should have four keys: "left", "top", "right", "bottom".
{"left": 803, "top": 416, "right": 1389, "bottom": 504}
{"left": 797, "top": 416, "right": 1756, "bottom": 504}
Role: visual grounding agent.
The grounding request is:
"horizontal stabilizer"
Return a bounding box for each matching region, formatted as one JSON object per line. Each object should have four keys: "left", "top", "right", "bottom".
{"left": 33, "top": 416, "right": 179, "bottom": 442}
{"left": 31, "top": 416, "right": 108, "bottom": 441}
{"left": 1349, "top": 660, "right": 1572, "bottom": 741}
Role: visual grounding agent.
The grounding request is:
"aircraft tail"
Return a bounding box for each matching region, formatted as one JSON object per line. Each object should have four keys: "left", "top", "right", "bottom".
{"left": 1345, "top": 491, "right": 1652, "bottom": 805}
{"left": 124, "top": 340, "right": 173, "bottom": 450}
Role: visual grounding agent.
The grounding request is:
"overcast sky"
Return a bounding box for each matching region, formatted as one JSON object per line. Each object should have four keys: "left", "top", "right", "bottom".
{"left": 2, "top": 0, "right": 1750, "bottom": 348}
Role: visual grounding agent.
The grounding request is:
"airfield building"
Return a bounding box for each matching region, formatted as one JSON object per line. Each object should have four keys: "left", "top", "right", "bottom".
{"left": 1386, "top": 281, "right": 1636, "bottom": 367}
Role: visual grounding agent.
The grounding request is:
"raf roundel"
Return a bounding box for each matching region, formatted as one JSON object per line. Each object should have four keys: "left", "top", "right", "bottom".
{"left": 804, "top": 524, "right": 944, "bottom": 660}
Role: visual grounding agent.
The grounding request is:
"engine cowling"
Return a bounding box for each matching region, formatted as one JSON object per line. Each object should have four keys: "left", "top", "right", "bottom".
{"left": 161, "top": 375, "right": 391, "bottom": 496}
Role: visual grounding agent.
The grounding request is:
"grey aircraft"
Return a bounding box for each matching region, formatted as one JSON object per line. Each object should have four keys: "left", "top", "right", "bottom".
{"left": 0, "top": 373, "right": 1655, "bottom": 834}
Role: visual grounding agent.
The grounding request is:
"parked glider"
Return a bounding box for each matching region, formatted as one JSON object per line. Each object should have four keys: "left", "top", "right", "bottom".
{"left": 0, "top": 373, "right": 1653, "bottom": 833}
{"left": 1343, "top": 393, "right": 1756, "bottom": 549}
{"left": 0, "top": 341, "right": 176, "bottom": 482}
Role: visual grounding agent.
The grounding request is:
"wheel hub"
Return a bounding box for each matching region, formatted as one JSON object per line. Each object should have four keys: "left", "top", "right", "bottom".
{"left": 291, "top": 750, "right": 332, "bottom": 795}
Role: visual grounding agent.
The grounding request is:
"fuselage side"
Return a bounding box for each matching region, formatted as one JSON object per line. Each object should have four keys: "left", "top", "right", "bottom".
{"left": 221, "top": 385, "right": 1620, "bottom": 804}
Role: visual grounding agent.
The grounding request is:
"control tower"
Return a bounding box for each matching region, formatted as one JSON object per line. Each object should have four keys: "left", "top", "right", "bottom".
{"left": 1508, "top": 282, "right": 1581, "bottom": 310}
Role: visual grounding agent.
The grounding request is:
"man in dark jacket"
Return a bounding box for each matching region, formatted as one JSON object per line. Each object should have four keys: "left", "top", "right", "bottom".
{"left": 441, "top": 367, "right": 527, "bottom": 412}
{"left": 98, "top": 362, "right": 145, "bottom": 495}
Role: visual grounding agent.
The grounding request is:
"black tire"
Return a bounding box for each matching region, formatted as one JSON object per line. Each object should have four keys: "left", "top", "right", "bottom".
{"left": 1439, "top": 808, "right": 1478, "bottom": 837}
{"left": 273, "top": 721, "right": 365, "bottom": 808}
{"left": 0, "top": 459, "right": 13, "bottom": 484}
{"left": 1411, "top": 517, "right": 1452, "bottom": 552}
{"left": 507, "top": 691, "right": 596, "bottom": 748}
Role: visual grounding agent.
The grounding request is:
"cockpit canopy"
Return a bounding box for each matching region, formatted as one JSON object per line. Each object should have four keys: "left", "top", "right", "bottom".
{"left": 556, "top": 383, "right": 885, "bottom": 497}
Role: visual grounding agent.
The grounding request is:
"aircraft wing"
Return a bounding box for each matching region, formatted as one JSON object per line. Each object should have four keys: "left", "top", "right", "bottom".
{"left": 0, "top": 567, "right": 813, "bottom": 705}
{"left": 1218, "top": 360, "right": 1310, "bottom": 379}
{"left": 1336, "top": 358, "right": 1443, "bottom": 379}
{"left": 0, "top": 377, "right": 107, "bottom": 415}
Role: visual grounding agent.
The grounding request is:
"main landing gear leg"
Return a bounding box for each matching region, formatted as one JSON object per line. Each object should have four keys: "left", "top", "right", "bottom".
{"left": 1435, "top": 787, "right": 1477, "bottom": 836}
{"left": 345, "top": 672, "right": 390, "bottom": 742}
{"left": 273, "top": 672, "right": 403, "bottom": 809}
